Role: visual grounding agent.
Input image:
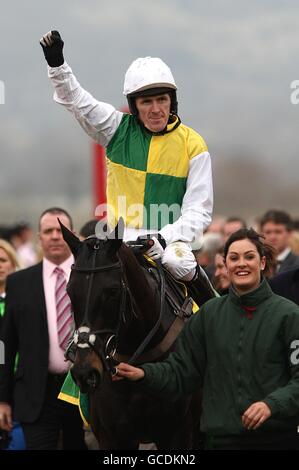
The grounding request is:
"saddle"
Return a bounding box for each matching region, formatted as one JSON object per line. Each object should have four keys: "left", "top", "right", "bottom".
{"left": 125, "top": 238, "right": 216, "bottom": 315}
{"left": 145, "top": 255, "right": 197, "bottom": 318}
{"left": 126, "top": 240, "right": 196, "bottom": 320}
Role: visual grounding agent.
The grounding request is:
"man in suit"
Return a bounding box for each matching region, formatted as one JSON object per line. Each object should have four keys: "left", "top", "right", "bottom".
{"left": 0, "top": 208, "right": 86, "bottom": 450}
{"left": 269, "top": 267, "right": 299, "bottom": 306}
{"left": 260, "top": 209, "right": 299, "bottom": 275}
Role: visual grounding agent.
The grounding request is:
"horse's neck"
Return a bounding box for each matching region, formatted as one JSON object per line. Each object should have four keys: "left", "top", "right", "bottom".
{"left": 118, "top": 245, "right": 157, "bottom": 326}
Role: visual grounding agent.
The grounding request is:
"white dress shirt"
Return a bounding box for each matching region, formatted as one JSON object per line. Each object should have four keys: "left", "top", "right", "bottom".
{"left": 43, "top": 255, "right": 74, "bottom": 374}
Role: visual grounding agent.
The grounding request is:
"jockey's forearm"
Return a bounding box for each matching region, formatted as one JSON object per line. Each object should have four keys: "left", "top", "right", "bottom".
{"left": 48, "top": 62, "right": 123, "bottom": 147}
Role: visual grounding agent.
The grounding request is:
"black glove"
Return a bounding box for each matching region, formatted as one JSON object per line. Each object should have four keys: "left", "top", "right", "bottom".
{"left": 136, "top": 233, "right": 167, "bottom": 250}
{"left": 40, "top": 30, "right": 64, "bottom": 67}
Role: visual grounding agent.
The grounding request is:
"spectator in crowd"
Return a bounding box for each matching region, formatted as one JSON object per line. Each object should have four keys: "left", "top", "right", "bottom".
{"left": 222, "top": 216, "right": 247, "bottom": 242}
{"left": 6, "top": 222, "right": 37, "bottom": 268}
{"left": 260, "top": 210, "right": 299, "bottom": 275}
{"left": 194, "top": 232, "right": 223, "bottom": 280}
{"left": 213, "top": 246, "right": 230, "bottom": 295}
{"left": 15, "top": 221, "right": 38, "bottom": 268}
{"left": 0, "top": 208, "right": 86, "bottom": 450}
{"left": 0, "top": 227, "right": 10, "bottom": 241}
{"left": 40, "top": 30, "right": 214, "bottom": 308}
{"left": 290, "top": 219, "right": 299, "bottom": 256}
{"left": 0, "top": 240, "right": 25, "bottom": 450}
{"left": 0, "top": 240, "right": 20, "bottom": 324}
{"left": 205, "top": 215, "right": 225, "bottom": 236}
{"left": 289, "top": 231, "right": 299, "bottom": 256}
{"left": 113, "top": 228, "right": 299, "bottom": 450}
{"left": 269, "top": 267, "right": 299, "bottom": 306}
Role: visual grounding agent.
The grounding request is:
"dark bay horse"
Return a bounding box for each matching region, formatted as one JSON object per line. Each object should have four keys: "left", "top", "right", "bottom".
{"left": 61, "top": 219, "right": 202, "bottom": 450}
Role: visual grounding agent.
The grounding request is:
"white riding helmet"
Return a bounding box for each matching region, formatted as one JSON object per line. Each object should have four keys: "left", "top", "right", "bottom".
{"left": 123, "top": 57, "right": 178, "bottom": 116}
{"left": 123, "top": 56, "right": 177, "bottom": 96}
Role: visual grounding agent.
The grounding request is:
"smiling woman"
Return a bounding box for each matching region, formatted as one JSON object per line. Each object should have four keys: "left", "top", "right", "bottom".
{"left": 224, "top": 230, "right": 267, "bottom": 295}
{"left": 114, "top": 228, "right": 299, "bottom": 450}
{"left": 223, "top": 228, "right": 276, "bottom": 294}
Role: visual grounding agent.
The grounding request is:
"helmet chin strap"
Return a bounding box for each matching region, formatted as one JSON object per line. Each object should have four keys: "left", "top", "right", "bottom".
{"left": 137, "top": 113, "right": 181, "bottom": 136}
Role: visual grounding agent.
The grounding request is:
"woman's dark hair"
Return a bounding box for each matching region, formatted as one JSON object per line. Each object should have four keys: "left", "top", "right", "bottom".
{"left": 224, "top": 228, "right": 276, "bottom": 278}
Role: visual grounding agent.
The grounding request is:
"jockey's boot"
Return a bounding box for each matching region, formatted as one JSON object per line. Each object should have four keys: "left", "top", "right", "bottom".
{"left": 185, "top": 265, "right": 217, "bottom": 307}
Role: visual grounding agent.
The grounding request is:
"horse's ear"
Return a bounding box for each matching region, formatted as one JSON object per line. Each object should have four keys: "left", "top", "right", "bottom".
{"left": 58, "top": 218, "right": 81, "bottom": 257}
{"left": 107, "top": 217, "right": 124, "bottom": 250}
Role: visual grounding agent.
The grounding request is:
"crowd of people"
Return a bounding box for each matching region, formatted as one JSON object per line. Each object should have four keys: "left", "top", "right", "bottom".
{"left": 1, "top": 28, "right": 299, "bottom": 451}
{"left": 2, "top": 208, "right": 299, "bottom": 297}
{"left": 1, "top": 209, "right": 299, "bottom": 450}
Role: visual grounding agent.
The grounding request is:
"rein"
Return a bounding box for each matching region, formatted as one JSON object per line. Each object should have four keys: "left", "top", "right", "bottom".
{"left": 127, "top": 259, "right": 165, "bottom": 365}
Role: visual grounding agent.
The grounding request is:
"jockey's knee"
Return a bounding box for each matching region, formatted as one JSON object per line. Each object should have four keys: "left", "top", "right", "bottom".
{"left": 162, "top": 242, "right": 197, "bottom": 281}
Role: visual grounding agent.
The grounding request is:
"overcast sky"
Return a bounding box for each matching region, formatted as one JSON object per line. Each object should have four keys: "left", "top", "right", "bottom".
{"left": 1, "top": 0, "right": 299, "bottom": 224}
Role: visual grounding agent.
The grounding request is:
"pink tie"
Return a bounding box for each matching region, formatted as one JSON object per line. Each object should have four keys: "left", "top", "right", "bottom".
{"left": 54, "top": 266, "right": 73, "bottom": 351}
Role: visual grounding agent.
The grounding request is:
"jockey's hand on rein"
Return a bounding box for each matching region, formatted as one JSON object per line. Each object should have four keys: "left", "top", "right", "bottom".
{"left": 136, "top": 234, "right": 166, "bottom": 260}
{"left": 40, "top": 30, "right": 64, "bottom": 67}
{"left": 145, "top": 236, "right": 166, "bottom": 260}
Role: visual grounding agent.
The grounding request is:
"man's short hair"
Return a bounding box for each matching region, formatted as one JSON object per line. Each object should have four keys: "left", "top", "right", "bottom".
{"left": 260, "top": 210, "right": 293, "bottom": 231}
{"left": 225, "top": 216, "right": 247, "bottom": 229}
{"left": 39, "top": 207, "right": 73, "bottom": 230}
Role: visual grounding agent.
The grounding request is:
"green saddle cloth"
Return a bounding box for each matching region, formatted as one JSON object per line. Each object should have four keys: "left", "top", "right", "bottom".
{"left": 58, "top": 371, "right": 89, "bottom": 426}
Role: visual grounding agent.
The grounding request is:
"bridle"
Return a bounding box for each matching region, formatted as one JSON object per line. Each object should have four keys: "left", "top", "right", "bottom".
{"left": 65, "top": 239, "right": 124, "bottom": 374}
{"left": 65, "top": 239, "right": 166, "bottom": 374}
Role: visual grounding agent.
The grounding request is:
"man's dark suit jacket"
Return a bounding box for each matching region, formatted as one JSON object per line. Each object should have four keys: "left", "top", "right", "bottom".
{"left": 278, "top": 251, "right": 299, "bottom": 274}
{"left": 269, "top": 267, "right": 299, "bottom": 306}
{"left": 0, "top": 262, "right": 51, "bottom": 422}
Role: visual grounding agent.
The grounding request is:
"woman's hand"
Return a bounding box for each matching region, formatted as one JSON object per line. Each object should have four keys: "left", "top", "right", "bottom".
{"left": 242, "top": 401, "right": 271, "bottom": 430}
{"left": 112, "top": 362, "right": 145, "bottom": 382}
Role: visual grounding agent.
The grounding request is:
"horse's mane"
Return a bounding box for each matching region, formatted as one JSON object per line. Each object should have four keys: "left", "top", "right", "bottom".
{"left": 118, "top": 243, "right": 157, "bottom": 316}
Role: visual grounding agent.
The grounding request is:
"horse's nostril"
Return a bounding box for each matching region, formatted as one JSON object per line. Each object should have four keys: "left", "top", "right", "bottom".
{"left": 86, "top": 369, "right": 101, "bottom": 389}
{"left": 70, "top": 365, "right": 102, "bottom": 392}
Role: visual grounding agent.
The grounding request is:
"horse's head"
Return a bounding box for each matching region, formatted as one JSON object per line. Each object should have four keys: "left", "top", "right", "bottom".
{"left": 60, "top": 218, "right": 126, "bottom": 392}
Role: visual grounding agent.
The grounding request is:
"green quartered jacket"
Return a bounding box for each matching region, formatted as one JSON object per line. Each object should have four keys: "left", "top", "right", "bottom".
{"left": 142, "top": 279, "right": 299, "bottom": 436}
{"left": 105, "top": 113, "right": 207, "bottom": 230}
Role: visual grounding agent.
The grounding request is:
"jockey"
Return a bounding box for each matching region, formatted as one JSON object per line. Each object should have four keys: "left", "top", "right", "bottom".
{"left": 40, "top": 31, "right": 215, "bottom": 304}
